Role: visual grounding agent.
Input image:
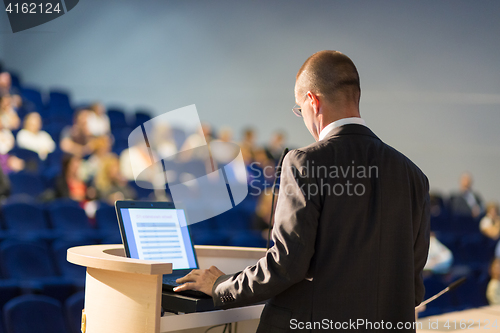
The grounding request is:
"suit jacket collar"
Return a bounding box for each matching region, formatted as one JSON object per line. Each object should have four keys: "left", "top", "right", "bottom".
{"left": 322, "top": 124, "right": 380, "bottom": 141}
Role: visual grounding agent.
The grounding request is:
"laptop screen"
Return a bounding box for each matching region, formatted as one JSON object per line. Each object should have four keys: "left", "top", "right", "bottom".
{"left": 118, "top": 204, "right": 197, "bottom": 271}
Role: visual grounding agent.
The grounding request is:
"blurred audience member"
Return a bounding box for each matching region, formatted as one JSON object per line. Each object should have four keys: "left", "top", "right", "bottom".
{"left": 424, "top": 232, "right": 453, "bottom": 274}
{"left": 487, "top": 258, "right": 500, "bottom": 305}
{"left": 60, "top": 109, "right": 96, "bottom": 157}
{"left": 0, "top": 72, "right": 21, "bottom": 108}
{"left": 152, "top": 123, "right": 177, "bottom": 160}
{"left": 265, "top": 130, "right": 287, "bottom": 162}
{"left": 94, "top": 154, "right": 136, "bottom": 204}
{"left": 449, "top": 172, "right": 484, "bottom": 218}
{"left": 179, "top": 122, "right": 213, "bottom": 160}
{"left": 87, "top": 102, "right": 111, "bottom": 137}
{"left": 16, "top": 112, "right": 56, "bottom": 160}
{"left": 0, "top": 127, "right": 14, "bottom": 155}
{"left": 80, "top": 135, "right": 112, "bottom": 181}
{"left": 119, "top": 138, "right": 165, "bottom": 190}
{"left": 211, "top": 127, "right": 239, "bottom": 163}
{"left": 480, "top": 202, "right": 500, "bottom": 240}
{"left": 0, "top": 93, "right": 20, "bottom": 130}
{"left": 240, "top": 127, "right": 257, "bottom": 165}
{"left": 0, "top": 116, "right": 23, "bottom": 174}
{"left": 55, "top": 154, "right": 89, "bottom": 202}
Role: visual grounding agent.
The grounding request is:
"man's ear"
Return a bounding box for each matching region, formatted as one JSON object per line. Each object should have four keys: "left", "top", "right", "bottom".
{"left": 307, "top": 91, "right": 321, "bottom": 115}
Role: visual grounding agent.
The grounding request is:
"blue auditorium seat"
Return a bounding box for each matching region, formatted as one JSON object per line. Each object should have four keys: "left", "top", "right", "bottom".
{"left": 0, "top": 282, "right": 21, "bottom": 333}
{"left": 132, "top": 110, "right": 152, "bottom": 128}
{"left": 0, "top": 241, "right": 75, "bottom": 302}
{"left": 8, "top": 172, "right": 45, "bottom": 198}
{"left": 453, "top": 271, "right": 489, "bottom": 309}
{"left": 451, "top": 214, "right": 480, "bottom": 234}
{"left": 52, "top": 238, "right": 94, "bottom": 287}
{"left": 422, "top": 275, "right": 452, "bottom": 315}
{"left": 107, "top": 108, "right": 128, "bottom": 128}
{"left": 9, "top": 148, "right": 42, "bottom": 174}
{"left": 0, "top": 313, "right": 4, "bottom": 333}
{"left": 48, "top": 90, "right": 73, "bottom": 123}
{"left": 95, "top": 203, "right": 120, "bottom": 239}
{"left": 47, "top": 200, "right": 98, "bottom": 240}
{"left": 128, "top": 181, "right": 154, "bottom": 200}
{"left": 227, "top": 231, "right": 267, "bottom": 248}
{"left": 21, "top": 87, "right": 45, "bottom": 116}
{"left": 3, "top": 295, "right": 69, "bottom": 333}
{"left": 43, "top": 121, "right": 68, "bottom": 142}
{"left": 0, "top": 281, "right": 22, "bottom": 313}
{"left": 64, "top": 291, "right": 84, "bottom": 333}
{"left": 1, "top": 199, "right": 55, "bottom": 240}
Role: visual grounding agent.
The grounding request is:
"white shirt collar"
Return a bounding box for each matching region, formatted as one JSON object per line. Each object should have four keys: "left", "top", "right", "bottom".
{"left": 318, "top": 117, "right": 367, "bottom": 141}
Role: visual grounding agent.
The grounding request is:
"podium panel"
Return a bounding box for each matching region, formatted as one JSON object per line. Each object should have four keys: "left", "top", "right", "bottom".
{"left": 67, "top": 244, "right": 267, "bottom": 333}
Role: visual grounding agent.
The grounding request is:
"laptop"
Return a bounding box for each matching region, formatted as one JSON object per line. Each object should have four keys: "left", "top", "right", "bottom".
{"left": 115, "top": 200, "right": 210, "bottom": 299}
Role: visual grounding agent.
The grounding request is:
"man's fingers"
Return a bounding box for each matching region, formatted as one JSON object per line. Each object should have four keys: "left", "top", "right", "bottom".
{"left": 173, "top": 282, "right": 197, "bottom": 292}
{"left": 175, "top": 269, "right": 200, "bottom": 284}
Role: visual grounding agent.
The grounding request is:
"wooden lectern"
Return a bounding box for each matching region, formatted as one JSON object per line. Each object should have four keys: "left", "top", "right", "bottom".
{"left": 67, "top": 244, "right": 266, "bottom": 333}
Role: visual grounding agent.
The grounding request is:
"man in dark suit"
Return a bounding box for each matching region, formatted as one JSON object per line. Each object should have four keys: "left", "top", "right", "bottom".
{"left": 449, "top": 172, "right": 484, "bottom": 218}
{"left": 176, "top": 50, "right": 430, "bottom": 332}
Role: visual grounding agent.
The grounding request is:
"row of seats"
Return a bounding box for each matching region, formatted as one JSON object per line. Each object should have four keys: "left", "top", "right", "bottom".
{"left": 0, "top": 239, "right": 87, "bottom": 296}
{"left": 420, "top": 268, "right": 489, "bottom": 318}
{"left": 0, "top": 293, "right": 83, "bottom": 333}
{"left": 0, "top": 198, "right": 120, "bottom": 241}
{"left": 21, "top": 86, "right": 152, "bottom": 130}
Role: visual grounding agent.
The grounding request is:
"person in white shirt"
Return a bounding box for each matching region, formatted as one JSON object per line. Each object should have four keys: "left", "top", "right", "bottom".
{"left": 16, "top": 112, "right": 56, "bottom": 160}
{"left": 424, "top": 232, "right": 453, "bottom": 274}
{"left": 480, "top": 202, "right": 500, "bottom": 240}
{"left": 87, "top": 102, "right": 111, "bottom": 137}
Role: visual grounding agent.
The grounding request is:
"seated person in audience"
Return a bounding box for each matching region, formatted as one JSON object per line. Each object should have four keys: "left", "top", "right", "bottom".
{"left": 0, "top": 117, "right": 24, "bottom": 174}
{"left": 120, "top": 137, "right": 164, "bottom": 190}
{"left": 210, "top": 127, "right": 240, "bottom": 166}
{"left": 16, "top": 112, "right": 56, "bottom": 160}
{"left": 240, "top": 127, "right": 257, "bottom": 165}
{"left": 449, "top": 172, "right": 484, "bottom": 218}
{"left": 0, "top": 93, "right": 20, "bottom": 131}
{"left": 87, "top": 102, "right": 110, "bottom": 137}
{"left": 423, "top": 232, "right": 453, "bottom": 274}
{"left": 179, "top": 122, "right": 214, "bottom": 164}
{"left": 79, "top": 135, "right": 112, "bottom": 182}
{"left": 152, "top": 123, "right": 177, "bottom": 160}
{"left": 94, "top": 154, "right": 136, "bottom": 205}
{"left": 0, "top": 72, "right": 22, "bottom": 108}
{"left": 487, "top": 258, "right": 500, "bottom": 305}
{"left": 265, "top": 130, "right": 287, "bottom": 163}
{"left": 480, "top": 202, "right": 500, "bottom": 240}
{"left": 55, "top": 154, "right": 94, "bottom": 202}
{"left": 60, "top": 109, "right": 97, "bottom": 157}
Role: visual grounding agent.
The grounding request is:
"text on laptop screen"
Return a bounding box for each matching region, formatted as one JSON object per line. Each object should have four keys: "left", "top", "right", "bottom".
{"left": 120, "top": 208, "right": 197, "bottom": 270}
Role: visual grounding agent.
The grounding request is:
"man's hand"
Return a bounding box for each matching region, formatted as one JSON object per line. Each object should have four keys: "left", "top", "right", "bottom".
{"left": 174, "top": 266, "right": 225, "bottom": 296}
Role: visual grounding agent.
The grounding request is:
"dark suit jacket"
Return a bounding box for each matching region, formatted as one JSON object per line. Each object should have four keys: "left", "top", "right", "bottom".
{"left": 212, "top": 124, "right": 430, "bottom": 332}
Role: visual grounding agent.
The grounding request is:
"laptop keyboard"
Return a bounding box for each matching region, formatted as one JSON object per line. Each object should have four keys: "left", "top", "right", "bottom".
{"left": 163, "top": 275, "right": 181, "bottom": 287}
{"left": 162, "top": 275, "right": 211, "bottom": 299}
